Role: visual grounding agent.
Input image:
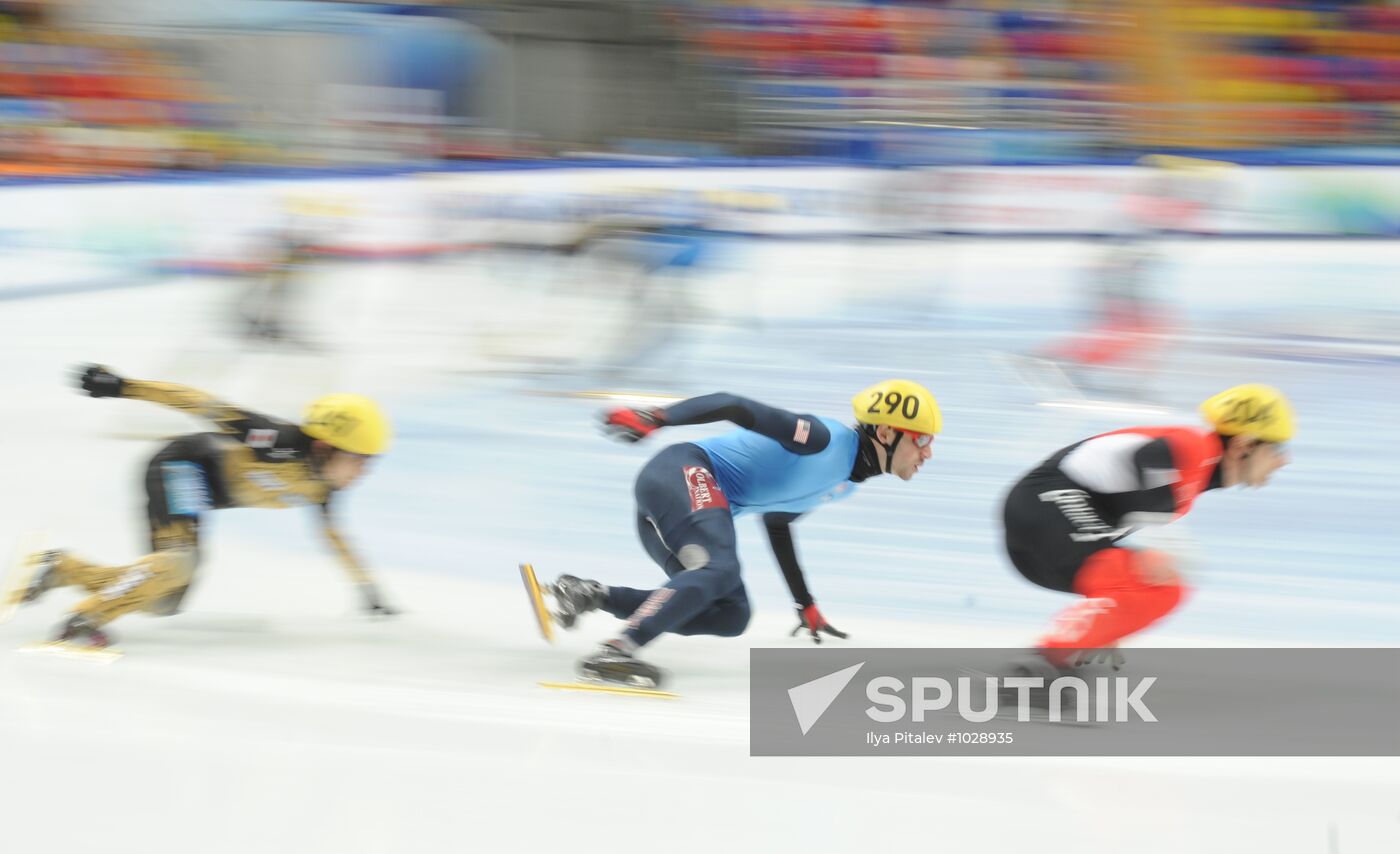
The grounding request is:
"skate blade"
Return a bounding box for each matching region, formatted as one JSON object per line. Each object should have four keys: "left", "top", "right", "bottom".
{"left": 518, "top": 563, "right": 555, "bottom": 644}
{"left": 997, "top": 353, "right": 1086, "bottom": 403}
{"left": 991, "top": 703, "right": 1099, "bottom": 727}
{"left": 18, "top": 642, "right": 123, "bottom": 664}
{"left": 955, "top": 667, "right": 1100, "bottom": 727}
{"left": 523, "top": 390, "right": 684, "bottom": 407}
{"left": 0, "top": 531, "right": 48, "bottom": 625}
{"left": 539, "top": 681, "right": 677, "bottom": 700}
{"left": 1036, "top": 399, "right": 1173, "bottom": 418}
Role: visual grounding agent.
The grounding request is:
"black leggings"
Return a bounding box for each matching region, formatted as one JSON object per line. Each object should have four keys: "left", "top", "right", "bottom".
{"left": 1002, "top": 472, "right": 1127, "bottom": 594}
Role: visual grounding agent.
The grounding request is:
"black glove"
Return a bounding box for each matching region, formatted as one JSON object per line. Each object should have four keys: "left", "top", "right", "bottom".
{"left": 790, "top": 603, "right": 848, "bottom": 644}
{"left": 600, "top": 407, "right": 665, "bottom": 444}
{"left": 77, "top": 364, "right": 125, "bottom": 398}
{"left": 360, "top": 583, "right": 398, "bottom": 618}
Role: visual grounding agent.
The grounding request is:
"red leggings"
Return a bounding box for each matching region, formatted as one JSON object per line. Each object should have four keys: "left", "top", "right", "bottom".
{"left": 1038, "top": 548, "right": 1186, "bottom": 665}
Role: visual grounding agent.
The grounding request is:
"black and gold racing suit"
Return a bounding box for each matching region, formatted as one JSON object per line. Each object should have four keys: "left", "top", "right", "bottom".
{"left": 59, "top": 381, "right": 374, "bottom": 625}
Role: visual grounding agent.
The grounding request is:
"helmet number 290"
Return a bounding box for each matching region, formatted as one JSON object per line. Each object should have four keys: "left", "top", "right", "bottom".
{"left": 867, "top": 390, "right": 919, "bottom": 420}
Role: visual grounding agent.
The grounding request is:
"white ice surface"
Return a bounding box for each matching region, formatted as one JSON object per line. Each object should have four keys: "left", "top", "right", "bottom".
{"left": 2, "top": 567, "right": 1397, "bottom": 854}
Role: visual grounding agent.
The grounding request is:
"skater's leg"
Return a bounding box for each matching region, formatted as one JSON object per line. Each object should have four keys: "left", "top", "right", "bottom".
{"left": 618, "top": 508, "right": 740, "bottom": 648}
{"left": 5, "top": 550, "right": 101, "bottom": 611}
{"left": 54, "top": 450, "right": 205, "bottom": 630}
{"left": 54, "top": 520, "right": 200, "bottom": 607}
{"left": 140, "top": 454, "right": 207, "bottom": 615}
{"left": 601, "top": 586, "right": 650, "bottom": 620}
{"left": 1002, "top": 474, "right": 1187, "bottom": 673}
{"left": 561, "top": 512, "right": 746, "bottom": 634}
{"left": 1001, "top": 476, "right": 1089, "bottom": 594}
{"left": 599, "top": 513, "right": 685, "bottom": 620}
{"left": 70, "top": 548, "right": 196, "bottom": 627}
{"left": 579, "top": 444, "right": 743, "bottom": 689}
{"left": 1038, "top": 547, "right": 1185, "bottom": 665}
{"left": 601, "top": 444, "right": 745, "bottom": 648}
{"left": 144, "top": 521, "right": 202, "bottom": 615}
{"left": 602, "top": 572, "right": 751, "bottom": 638}
{"left": 667, "top": 582, "right": 751, "bottom": 638}
{"left": 577, "top": 531, "right": 742, "bottom": 690}
{"left": 28, "top": 450, "right": 204, "bottom": 612}
{"left": 57, "top": 553, "right": 146, "bottom": 592}
{"left": 48, "top": 512, "right": 198, "bottom": 592}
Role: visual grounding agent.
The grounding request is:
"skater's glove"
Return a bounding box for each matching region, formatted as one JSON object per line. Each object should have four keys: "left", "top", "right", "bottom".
{"left": 790, "top": 604, "right": 847, "bottom": 644}
{"left": 359, "top": 583, "right": 398, "bottom": 618}
{"left": 77, "top": 364, "right": 125, "bottom": 398}
{"left": 600, "top": 407, "right": 666, "bottom": 444}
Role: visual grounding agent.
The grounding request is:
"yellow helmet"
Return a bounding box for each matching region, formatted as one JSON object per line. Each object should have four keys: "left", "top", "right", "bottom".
{"left": 302, "top": 393, "right": 391, "bottom": 456}
{"left": 1199, "top": 384, "right": 1294, "bottom": 443}
{"left": 852, "top": 379, "right": 942, "bottom": 435}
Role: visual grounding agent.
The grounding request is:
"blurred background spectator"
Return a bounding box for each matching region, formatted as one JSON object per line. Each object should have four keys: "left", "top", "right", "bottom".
{"left": 3, "top": 0, "right": 1399, "bottom": 177}
{"left": 671, "top": 0, "right": 1400, "bottom": 161}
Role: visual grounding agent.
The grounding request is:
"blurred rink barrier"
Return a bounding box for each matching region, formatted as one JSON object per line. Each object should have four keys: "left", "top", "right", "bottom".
{"left": 1, "top": 161, "right": 1399, "bottom": 411}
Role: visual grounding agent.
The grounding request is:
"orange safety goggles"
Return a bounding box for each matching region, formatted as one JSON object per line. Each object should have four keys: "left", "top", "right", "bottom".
{"left": 894, "top": 428, "right": 934, "bottom": 449}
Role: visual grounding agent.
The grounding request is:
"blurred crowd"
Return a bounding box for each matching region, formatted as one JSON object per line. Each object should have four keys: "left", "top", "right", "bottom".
{"left": 3, "top": 0, "right": 1400, "bottom": 177}
{"left": 677, "top": 0, "right": 1400, "bottom": 152}
{"left": 0, "top": 4, "right": 238, "bottom": 175}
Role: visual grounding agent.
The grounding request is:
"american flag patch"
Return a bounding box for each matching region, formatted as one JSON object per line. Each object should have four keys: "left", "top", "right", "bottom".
{"left": 793, "top": 418, "right": 811, "bottom": 444}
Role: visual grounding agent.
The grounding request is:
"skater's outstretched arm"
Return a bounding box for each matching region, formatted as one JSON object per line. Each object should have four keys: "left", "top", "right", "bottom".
{"left": 603, "top": 393, "right": 831, "bottom": 454}
{"left": 764, "top": 512, "right": 847, "bottom": 644}
{"left": 319, "top": 500, "right": 395, "bottom": 616}
{"left": 77, "top": 365, "right": 272, "bottom": 437}
{"left": 764, "top": 512, "right": 814, "bottom": 607}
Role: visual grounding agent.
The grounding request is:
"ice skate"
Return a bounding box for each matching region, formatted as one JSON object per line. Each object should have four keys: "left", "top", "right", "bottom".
{"left": 53, "top": 613, "right": 115, "bottom": 650}
{"left": 0, "top": 545, "right": 62, "bottom": 624}
{"left": 20, "top": 550, "right": 63, "bottom": 604}
{"left": 991, "top": 650, "right": 1104, "bottom": 725}
{"left": 577, "top": 640, "right": 664, "bottom": 690}
{"left": 548, "top": 574, "right": 605, "bottom": 629}
{"left": 17, "top": 614, "right": 124, "bottom": 663}
{"left": 972, "top": 650, "right": 1066, "bottom": 719}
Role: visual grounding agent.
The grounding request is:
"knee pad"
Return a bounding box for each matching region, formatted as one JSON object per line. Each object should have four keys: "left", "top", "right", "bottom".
{"left": 679, "top": 549, "right": 742, "bottom": 585}
{"left": 676, "top": 543, "right": 710, "bottom": 571}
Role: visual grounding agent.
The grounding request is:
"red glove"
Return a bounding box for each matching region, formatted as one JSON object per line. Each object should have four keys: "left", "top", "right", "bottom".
{"left": 790, "top": 603, "right": 848, "bottom": 644}
{"left": 601, "top": 407, "right": 665, "bottom": 443}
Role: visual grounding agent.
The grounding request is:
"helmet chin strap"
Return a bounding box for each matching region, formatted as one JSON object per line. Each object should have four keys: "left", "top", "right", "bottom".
{"left": 875, "top": 429, "right": 903, "bottom": 474}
